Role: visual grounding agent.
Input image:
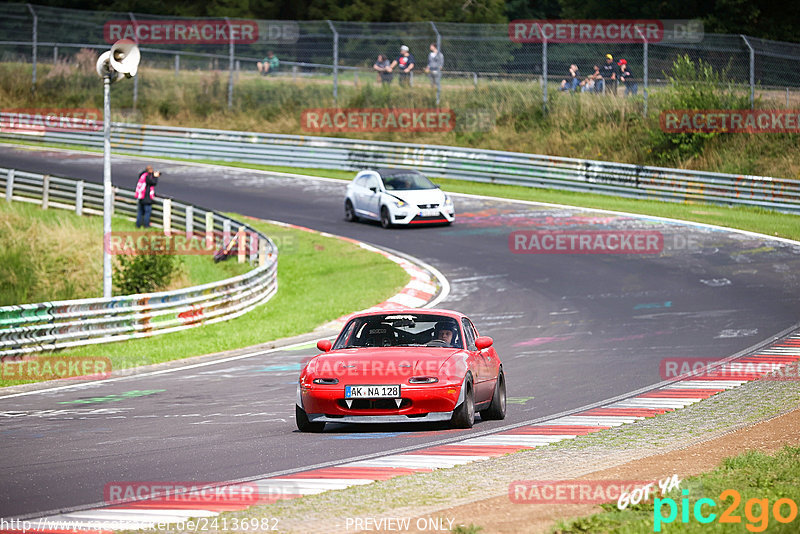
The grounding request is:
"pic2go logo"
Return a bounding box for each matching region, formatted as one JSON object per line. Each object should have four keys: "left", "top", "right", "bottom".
{"left": 654, "top": 489, "right": 799, "bottom": 532}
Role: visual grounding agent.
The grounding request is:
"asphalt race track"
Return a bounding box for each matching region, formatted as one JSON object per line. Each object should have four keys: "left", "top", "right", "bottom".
{"left": 2, "top": 144, "right": 799, "bottom": 519}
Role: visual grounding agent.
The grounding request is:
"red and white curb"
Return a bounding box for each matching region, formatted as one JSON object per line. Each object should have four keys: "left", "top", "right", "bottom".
{"left": 19, "top": 331, "right": 800, "bottom": 532}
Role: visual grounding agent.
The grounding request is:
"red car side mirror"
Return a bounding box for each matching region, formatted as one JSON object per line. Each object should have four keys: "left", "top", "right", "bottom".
{"left": 317, "top": 339, "right": 332, "bottom": 352}
{"left": 475, "top": 336, "right": 493, "bottom": 350}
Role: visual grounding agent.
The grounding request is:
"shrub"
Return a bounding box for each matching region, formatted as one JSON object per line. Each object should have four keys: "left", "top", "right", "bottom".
{"left": 113, "top": 253, "right": 178, "bottom": 295}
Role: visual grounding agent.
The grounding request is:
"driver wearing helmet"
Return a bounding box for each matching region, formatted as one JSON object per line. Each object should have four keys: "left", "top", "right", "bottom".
{"left": 433, "top": 321, "right": 458, "bottom": 347}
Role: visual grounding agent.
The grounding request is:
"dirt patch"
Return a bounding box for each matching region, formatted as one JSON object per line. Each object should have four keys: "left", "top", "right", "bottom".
{"left": 375, "top": 406, "right": 800, "bottom": 534}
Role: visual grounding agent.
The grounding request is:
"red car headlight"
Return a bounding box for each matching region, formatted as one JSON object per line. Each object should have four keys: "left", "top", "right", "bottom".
{"left": 313, "top": 378, "right": 339, "bottom": 385}
{"left": 409, "top": 376, "right": 439, "bottom": 384}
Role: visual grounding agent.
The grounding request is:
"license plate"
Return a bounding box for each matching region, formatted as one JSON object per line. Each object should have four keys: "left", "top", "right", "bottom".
{"left": 345, "top": 384, "right": 401, "bottom": 398}
{"left": 419, "top": 208, "right": 440, "bottom": 217}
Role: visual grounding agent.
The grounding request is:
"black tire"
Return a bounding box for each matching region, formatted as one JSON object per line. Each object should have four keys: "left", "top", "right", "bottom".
{"left": 296, "top": 405, "right": 325, "bottom": 433}
{"left": 344, "top": 199, "right": 358, "bottom": 222}
{"left": 380, "top": 206, "right": 392, "bottom": 229}
{"left": 450, "top": 376, "right": 475, "bottom": 429}
{"left": 480, "top": 368, "right": 507, "bottom": 421}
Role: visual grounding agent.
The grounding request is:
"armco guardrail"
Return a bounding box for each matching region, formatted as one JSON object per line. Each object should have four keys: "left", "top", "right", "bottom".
{"left": 1, "top": 115, "right": 798, "bottom": 214}
{"left": 0, "top": 167, "right": 278, "bottom": 359}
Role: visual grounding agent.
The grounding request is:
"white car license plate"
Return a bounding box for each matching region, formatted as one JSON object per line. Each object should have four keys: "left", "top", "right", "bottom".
{"left": 345, "top": 385, "right": 401, "bottom": 398}
{"left": 419, "top": 208, "right": 440, "bottom": 217}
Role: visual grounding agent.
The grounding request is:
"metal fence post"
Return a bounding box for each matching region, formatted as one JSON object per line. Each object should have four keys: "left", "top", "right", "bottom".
{"left": 53, "top": 45, "right": 57, "bottom": 64}
{"left": 174, "top": 54, "right": 179, "bottom": 77}
{"left": 225, "top": 17, "right": 234, "bottom": 109}
{"left": 431, "top": 21, "right": 442, "bottom": 107}
{"left": 327, "top": 20, "right": 339, "bottom": 104}
{"left": 741, "top": 34, "right": 755, "bottom": 109}
{"left": 542, "top": 38, "right": 548, "bottom": 113}
{"left": 26, "top": 4, "right": 37, "bottom": 90}
{"left": 128, "top": 13, "right": 140, "bottom": 109}
{"left": 6, "top": 169, "right": 14, "bottom": 202}
{"left": 41, "top": 174, "right": 49, "bottom": 209}
{"left": 75, "top": 180, "right": 84, "bottom": 216}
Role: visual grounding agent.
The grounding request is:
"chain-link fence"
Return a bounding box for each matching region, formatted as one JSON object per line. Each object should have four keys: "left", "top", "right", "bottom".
{"left": 3, "top": 3, "right": 800, "bottom": 118}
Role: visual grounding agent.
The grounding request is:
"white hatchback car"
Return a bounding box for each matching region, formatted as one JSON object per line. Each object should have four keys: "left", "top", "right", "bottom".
{"left": 344, "top": 169, "right": 455, "bottom": 228}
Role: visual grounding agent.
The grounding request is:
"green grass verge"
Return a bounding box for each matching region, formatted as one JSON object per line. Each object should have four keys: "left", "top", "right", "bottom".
{"left": 0, "top": 217, "right": 409, "bottom": 388}
{"left": 553, "top": 446, "right": 800, "bottom": 533}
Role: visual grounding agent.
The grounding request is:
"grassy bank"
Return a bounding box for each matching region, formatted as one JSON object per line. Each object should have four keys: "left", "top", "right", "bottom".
{"left": 2, "top": 58, "right": 799, "bottom": 179}
{"left": 555, "top": 446, "right": 800, "bottom": 533}
{"left": 0, "top": 216, "right": 409, "bottom": 388}
{"left": 0, "top": 200, "right": 250, "bottom": 305}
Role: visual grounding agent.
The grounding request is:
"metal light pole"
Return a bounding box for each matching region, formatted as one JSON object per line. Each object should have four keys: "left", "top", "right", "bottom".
{"left": 96, "top": 40, "right": 140, "bottom": 298}
{"left": 103, "top": 76, "right": 112, "bottom": 297}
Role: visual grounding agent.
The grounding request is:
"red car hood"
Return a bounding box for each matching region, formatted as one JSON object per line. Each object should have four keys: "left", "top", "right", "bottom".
{"left": 306, "top": 347, "right": 461, "bottom": 381}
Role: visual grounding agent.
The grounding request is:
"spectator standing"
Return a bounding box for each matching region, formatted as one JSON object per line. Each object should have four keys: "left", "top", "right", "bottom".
{"left": 560, "top": 64, "right": 580, "bottom": 92}
{"left": 389, "top": 45, "right": 415, "bottom": 86}
{"left": 257, "top": 50, "right": 279, "bottom": 76}
{"left": 618, "top": 59, "right": 638, "bottom": 95}
{"left": 373, "top": 54, "right": 393, "bottom": 85}
{"left": 600, "top": 53, "right": 619, "bottom": 94}
{"left": 424, "top": 43, "right": 443, "bottom": 90}
{"left": 134, "top": 165, "right": 159, "bottom": 229}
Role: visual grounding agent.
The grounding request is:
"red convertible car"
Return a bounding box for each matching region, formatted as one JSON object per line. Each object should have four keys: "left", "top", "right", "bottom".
{"left": 296, "top": 309, "right": 506, "bottom": 432}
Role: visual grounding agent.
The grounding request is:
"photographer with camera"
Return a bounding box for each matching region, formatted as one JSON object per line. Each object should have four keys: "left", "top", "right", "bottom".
{"left": 134, "top": 165, "right": 160, "bottom": 228}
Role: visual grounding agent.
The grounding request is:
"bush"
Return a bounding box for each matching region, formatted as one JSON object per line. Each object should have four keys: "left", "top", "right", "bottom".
{"left": 648, "top": 55, "right": 752, "bottom": 164}
{"left": 113, "top": 253, "right": 178, "bottom": 295}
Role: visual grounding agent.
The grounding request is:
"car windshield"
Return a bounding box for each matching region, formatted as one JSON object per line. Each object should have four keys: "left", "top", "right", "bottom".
{"left": 381, "top": 172, "right": 436, "bottom": 191}
{"left": 333, "top": 313, "right": 463, "bottom": 349}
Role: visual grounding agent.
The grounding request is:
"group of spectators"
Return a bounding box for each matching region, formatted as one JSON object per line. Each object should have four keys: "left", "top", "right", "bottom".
{"left": 560, "top": 54, "right": 638, "bottom": 96}
{"left": 373, "top": 43, "right": 443, "bottom": 88}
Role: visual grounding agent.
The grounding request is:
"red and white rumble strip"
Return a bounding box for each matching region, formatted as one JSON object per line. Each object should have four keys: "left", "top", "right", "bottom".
{"left": 18, "top": 331, "right": 800, "bottom": 532}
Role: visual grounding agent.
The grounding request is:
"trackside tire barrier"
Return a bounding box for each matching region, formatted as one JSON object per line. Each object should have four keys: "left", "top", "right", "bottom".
{"left": 0, "top": 167, "right": 278, "bottom": 359}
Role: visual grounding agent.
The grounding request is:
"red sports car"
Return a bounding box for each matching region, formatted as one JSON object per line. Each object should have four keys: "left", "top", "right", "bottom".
{"left": 296, "top": 309, "right": 506, "bottom": 432}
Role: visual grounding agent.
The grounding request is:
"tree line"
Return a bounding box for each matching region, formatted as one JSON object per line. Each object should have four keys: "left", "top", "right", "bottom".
{"left": 28, "top": 0, "right": 799, "bottom": 44}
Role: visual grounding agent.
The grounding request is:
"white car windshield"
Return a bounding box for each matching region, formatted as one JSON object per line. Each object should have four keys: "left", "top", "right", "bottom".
{"left": 334, "top": 314, "right": 463, "bottom": 349}
{"left": 381, "top": 172, "right": 437, "bottom": 191}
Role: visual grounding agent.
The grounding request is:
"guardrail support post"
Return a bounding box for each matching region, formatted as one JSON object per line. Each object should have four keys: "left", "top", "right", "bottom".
{"left": 185, "top": 204, "right": 194, "bottom": 238}
{"left": 259, "top": 239, "right": 267, "bottom": 267}
{"left": 250, "top": 233, "right": 258, "bottom": 264}
{"left": 41, "top": 174, "right": 49, "bottom": 209}
{"left": 163, "top": 198, "right": 172, "bottom": 235}
{"left": 237, "top": 226, "right": 246, "bottom": 263}
{"left": 5, "top": 169, "right": 14, "bottom": 202}
{"left": 205, "top": 211, "right": 214, "bottom": 251}
{"left": 75, "top": 180, "right": 84, "bottom": 216}
{"left": 223, "top": 219, "right": 231, "bottom": 249}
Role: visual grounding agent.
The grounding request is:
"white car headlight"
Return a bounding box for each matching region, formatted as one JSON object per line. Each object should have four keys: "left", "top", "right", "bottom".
{"left": 444, "top": 194, "right": 453, "bottom": 206}
{"left": 392, "top": 198, "right": 407, "bottom": 207}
